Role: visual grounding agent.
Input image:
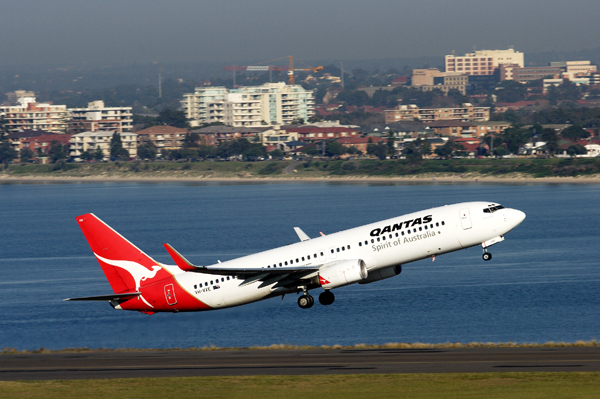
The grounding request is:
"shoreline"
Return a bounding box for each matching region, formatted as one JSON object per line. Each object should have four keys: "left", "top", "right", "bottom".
{"left": 3, "top": 174, "right": 600, "bottom": 184}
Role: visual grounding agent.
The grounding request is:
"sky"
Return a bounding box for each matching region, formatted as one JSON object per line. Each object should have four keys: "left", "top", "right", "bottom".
{"left": 2, "top": 0, "right": 600, "bottom": 67}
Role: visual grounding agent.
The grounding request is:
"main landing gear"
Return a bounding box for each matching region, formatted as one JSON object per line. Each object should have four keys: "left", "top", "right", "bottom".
{"left": 297, "top": 288, "right": 335, "bottom": 308}
{"left": 318, "top": 290, "right": 335, "bottom": 306}
{"left": 298, "top": 293, "right": 314, "bottom": 309}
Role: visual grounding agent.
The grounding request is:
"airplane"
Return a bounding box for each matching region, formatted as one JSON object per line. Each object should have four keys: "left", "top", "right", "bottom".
{"left": 65, "top": 202, "right": 525, "bottom": 314}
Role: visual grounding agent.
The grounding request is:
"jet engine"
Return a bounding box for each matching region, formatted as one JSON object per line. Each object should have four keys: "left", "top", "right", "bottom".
{"left": 318, "top": 259, "right": 368, "bottom": 289}
{"left": 359, "top": 265, "right": 401, "bottom": 284}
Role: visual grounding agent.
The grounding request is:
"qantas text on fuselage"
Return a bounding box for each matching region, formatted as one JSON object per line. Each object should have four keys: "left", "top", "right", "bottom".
{"left": 65, "top": 202, "right": 525, "bottom": 313}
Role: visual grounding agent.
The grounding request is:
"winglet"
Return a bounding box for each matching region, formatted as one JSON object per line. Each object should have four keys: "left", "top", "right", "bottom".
{"left": 164, "top": 243, "right": 199, "bottom": 271}
{"left": 294, "top": 227, "right": 310, "bottom": 242}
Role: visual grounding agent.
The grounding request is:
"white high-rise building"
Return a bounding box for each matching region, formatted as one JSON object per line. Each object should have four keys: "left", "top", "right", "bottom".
{"left": 69, "top": 101, "right": 133, "bottom": 133}
{"left": 445, "top": 48, "right": 524, "bottom": 76}
{"left": 181, "top": 82, "right": 315, "bottom": 127}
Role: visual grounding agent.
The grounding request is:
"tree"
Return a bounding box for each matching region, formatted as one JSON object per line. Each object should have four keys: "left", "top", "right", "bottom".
{"left": 110, "top": 132, "right": 130, "bottom": 160}
{"left": 386, "top": 131, "right": 396, "bottom": 156}
{"left": 300, "top": 146, "right": 319, "bottom": 156}
{"left": 324, "top": 139, "right": 346, "bottom": 158}
{"left": 0, "top": 141, "right": 18, "bottom": 166}
{"left": 540, "top": 128, "right": 559, "bottom": 156}
{"left": 367, "top": 142, "right": 388, "bottom": 160}
{"left": 48, "top": 141, "right": 67, "bottom": 163}
{"left": 19, "top": 148, "right": 34, "bottom": 163}
{"left": 567, "top": 144, "right": 587, "bottom": 157}
{"left": 502, "top": 126, "right": 529, "bottom": 154}
{"left": 242, "top": 144, "right": 267, "bottom": 161}
{"left": 434, "top": 140, "right": 464, "bottom": 159}
{"left": 182, "top": 133, "right": 200, "bottom": 148}
{"left": 157, "top": 109, "right": 190, "bottom": 128}
{"left": 269, "top": 149, "right": 284, "bottom": 159}
{"left": 80, "top": 149, "right": 94, "bottom": 161}
{"left": 137, "top": 141, "right": 158, "bottom": 160}
{"left": 402, "top": 142, "right": 423, "bottom": 164}
{"left": 93, "top": 147, "right": 104, "bottom": 161}
{"left": 561, "top": 125, "right": 590, "bottom": 141}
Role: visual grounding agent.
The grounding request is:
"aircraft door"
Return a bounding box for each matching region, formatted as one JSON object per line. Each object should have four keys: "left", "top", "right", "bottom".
{"left": 164, "top": 284, "right": 177, "bottom": 306}
{"left": 459, "top": 208, "right": 472, "bottom": 230}
{"left": 328, "top": 246, "right": 337, "bottom": 259}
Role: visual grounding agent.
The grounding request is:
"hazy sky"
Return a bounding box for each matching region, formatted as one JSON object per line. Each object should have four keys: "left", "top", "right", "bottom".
{"left": 2, "top": 0, "right": 600, "bottom": 67}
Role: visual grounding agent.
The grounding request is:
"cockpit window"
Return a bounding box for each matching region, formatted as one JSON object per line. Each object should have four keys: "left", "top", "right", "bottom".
{"left": 483, "top": 204, "right": 505, "bottom": 213}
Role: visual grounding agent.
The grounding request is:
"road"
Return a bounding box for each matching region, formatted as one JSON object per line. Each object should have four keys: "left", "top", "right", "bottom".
{"left": 1, "top": 347, "right": 599, "bottom": 380}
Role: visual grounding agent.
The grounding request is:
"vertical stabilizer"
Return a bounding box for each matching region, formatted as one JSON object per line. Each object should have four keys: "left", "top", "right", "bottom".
{"left": 76, "top": 214, "right": 162, "bottom": 294}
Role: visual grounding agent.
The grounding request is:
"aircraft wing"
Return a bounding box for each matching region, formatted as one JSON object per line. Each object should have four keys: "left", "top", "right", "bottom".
{"left": 164, "top": 243, "right": 320, "bottom": 288}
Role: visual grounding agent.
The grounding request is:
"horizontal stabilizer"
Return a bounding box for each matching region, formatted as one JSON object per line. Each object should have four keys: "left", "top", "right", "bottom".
{"left": 164, "top": 243, "right": 200, "bottom": 271}
{"left": 64, "top": 292, "right": 141, "bottom": 301}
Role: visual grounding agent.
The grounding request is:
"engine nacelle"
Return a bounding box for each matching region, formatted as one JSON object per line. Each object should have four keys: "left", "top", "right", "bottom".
{"left": 318, "top": 259, "right": 368, "bottom": 289}
{"left": 359, "top": 265, "right": 401, "bottom": 285}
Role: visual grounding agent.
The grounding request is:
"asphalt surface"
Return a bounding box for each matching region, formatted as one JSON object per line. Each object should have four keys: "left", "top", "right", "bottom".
{"left": 1, "top": 347, "right": 599, "bottom": 380}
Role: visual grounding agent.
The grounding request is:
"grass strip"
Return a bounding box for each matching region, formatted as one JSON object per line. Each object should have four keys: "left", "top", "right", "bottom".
{"left": 1, "top": 372, "right": 600, "bottom": 399}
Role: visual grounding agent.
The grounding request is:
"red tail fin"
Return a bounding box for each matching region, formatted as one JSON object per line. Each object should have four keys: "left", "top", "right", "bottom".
{"left": 76, "top": 214, "right": 161, "bottom": 294}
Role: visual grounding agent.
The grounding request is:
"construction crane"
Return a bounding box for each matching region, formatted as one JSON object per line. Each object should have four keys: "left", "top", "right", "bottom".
{"left": 224, "top": 56, "right": 323, "bottom": 86}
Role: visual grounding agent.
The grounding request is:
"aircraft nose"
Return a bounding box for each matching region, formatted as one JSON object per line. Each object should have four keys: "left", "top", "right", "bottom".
{"left": 509, "top": 209, "right": 526, "bottom": 228}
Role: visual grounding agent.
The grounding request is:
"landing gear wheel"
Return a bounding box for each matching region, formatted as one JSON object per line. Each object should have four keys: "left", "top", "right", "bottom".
{"left": 319, "top": 290, "right": 335, "bottom": 306}
{"left": 482, "top": 252, "right": 492, "bottom": 261}
{"left": 298, "top": 294, "right": 314, "bottom": 309}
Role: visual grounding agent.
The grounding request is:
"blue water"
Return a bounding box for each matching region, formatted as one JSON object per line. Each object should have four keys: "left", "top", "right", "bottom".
{"left": 1, "top": 181, "right": 599, "bottom": 350}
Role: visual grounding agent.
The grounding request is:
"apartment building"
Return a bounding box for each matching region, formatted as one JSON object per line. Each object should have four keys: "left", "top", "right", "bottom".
{"left": 181, "top": 82, "right": 315, "bottom": 127}
{"left": 445, "top": 49, "right": 524, "bottom": 76}
{"left": 384, "top": 103, "right": 490, "bottom": 124}
{"left": 135, "top": 126, "right": 188, "bottom": 150}
{"left": 0, "top": 97, "right": 68, "bottom": 134}
{"left": 69, "top": 101, "right": 133, "bottom": 133}
{"left": 421, "top": 73, "right": 469, "bottom": 95}
{"left": 69, "top": 131, "right": 137, "bottom": 160}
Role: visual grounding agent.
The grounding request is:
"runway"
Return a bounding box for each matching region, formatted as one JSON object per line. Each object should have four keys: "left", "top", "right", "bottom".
{"left": 1, "top": 347, "right": 599, "bottom": 380}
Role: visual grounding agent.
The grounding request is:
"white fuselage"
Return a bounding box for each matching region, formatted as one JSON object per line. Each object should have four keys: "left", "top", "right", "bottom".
{"left": 164, "top": 201, "right": 525, "bottom": 309}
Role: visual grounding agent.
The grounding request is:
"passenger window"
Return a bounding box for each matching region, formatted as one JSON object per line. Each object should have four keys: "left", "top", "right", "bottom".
{"left": 285, "top": 261, "right": 288, "bottom": 265}
{"left": 377, "top": 237, "right": 380, "bottom": 242}
{"left": 302, "top": 257, "right": 305, "bottom": 261}
{"left": 395, "top": 233, "right": 398, "bottom": 237}
{"left": 331, "top": 249, "right": 334, "bottom": 254}
{"left": 194, "top": 285, "right": 197, "bottom": 289}
{"left": 413, "top": 228, "right": 416, "bottom": 233}
{"left": 382, "top": 236, "right": 386, "bottom": 240}
{"left": 210, "top": 280, "right": 213, "bottom": 284}
{"left": 290, "top": 260, "right": 293, "bottom": 264}
{"left": 365, "top": 241, "right": 368, "bottom": 245}
{"left": 359, "top": 242, "right": 362, "bottom": 247}
{"left": 227, "top": 276, "right": 230, "bottom": 281}
{"left": 347, "top": 245, "right": 350, "bottom": 250}
{"left": 307, "top": 255, "right": 311, "bottom": 259}
{"left": 424, "top": 226, "right": 428, "bottom": 230}
{"left": 279, "top": 263, "right": 282, "bottom": 267}
{"left": 419, "top": 227, "right": 422, "bottom": 231}
{"left": 436, "top": 222, "right": 439, "bottom": 227}
{"left": 296, "top": 258, "right": 299, "bottom": 262}
{"left": 221, "top": 278, "right": 224, "bottom": 282}
{"left": 336, "top": 248, "right": 340, "bottom": 252}
{"left": 371, "top": 239, "right": 374, "bottom": 243}
{"left": 442, "top": 221, "right": 445, "bottom": 225}
{"left": 401, "top": 231, "right": 405, "bottom": 236}
{"left": 389, "top": 235, "right": 392, "bottom": 239}
{"left": 320, "top": 252, "right": 323, "bottom": 256}
{"left": 205, "top": 282, "right": 208, "bottom": 286}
